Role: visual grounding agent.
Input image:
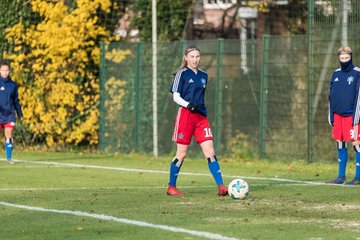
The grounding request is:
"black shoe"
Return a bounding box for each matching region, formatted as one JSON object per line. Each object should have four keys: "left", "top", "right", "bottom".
{"left": 326, "top": 177, "right": 346, "bottom": 184}
{"left": 346, "top": 178, "right": 360, "bottom": 185}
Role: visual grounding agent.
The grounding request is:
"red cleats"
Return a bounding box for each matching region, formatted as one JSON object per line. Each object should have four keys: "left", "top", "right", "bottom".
{"left": 167, "top": 186, "right": 185, "bottom": 197}
{"left": 167, "top": 185, "right": 227, "bottom": 197}
{"left": 217, "top": 184, "right": 228, "bottom": 196}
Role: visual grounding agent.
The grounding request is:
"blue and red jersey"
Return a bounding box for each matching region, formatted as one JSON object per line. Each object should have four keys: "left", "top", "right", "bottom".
{"left": 328, "top": 64, "right": 360, "bottom": 126}
{"left": 169, "top": 67, "right": 208, "bottom": 116}
{"left": 0, "top": 76, "right": 23, "bottom": 124}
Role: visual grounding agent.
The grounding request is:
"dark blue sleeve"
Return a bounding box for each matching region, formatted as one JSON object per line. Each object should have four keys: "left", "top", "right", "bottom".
{"left": 353, "top": 73, "right": 360, "bottom": 125}
{"left": 13, "top": 84, "right": 23, "bottom": 119}
{"left": 328, "top": 74, "right": 334, "bottom": 126}
{"left": 170, "top": 70, "right": 184, "bottom": 94}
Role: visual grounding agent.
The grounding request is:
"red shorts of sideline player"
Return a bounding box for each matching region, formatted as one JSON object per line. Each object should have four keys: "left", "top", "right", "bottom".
{"left": 172, "top": 107, "right": 213, "bottom": 145}
{"left": 0, "top": 122, "right": 15, "bottom": 129}
{"left": 332, "top": 113, "right": 360, "bottom": 141}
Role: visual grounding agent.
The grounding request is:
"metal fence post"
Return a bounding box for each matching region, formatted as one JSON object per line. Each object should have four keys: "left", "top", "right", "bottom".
{"left": 307, "top": 0, "right": 314, "bottom": 162}
{"left": 134, "top": 42, "right": 142, "bottom": 152}
{"left": 215, "top": 38, "right": 224, "bottom": 153}
{"left": 259, "top": 35, "right": 269, "bottom": 158}
{"left": 99, "top": 42, "right": 107, "bottom": 152}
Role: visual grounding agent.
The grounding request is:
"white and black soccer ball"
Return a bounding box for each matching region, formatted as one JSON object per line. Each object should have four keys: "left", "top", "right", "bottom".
{"left": 228, "top": 178, "right": 249, "bottom": 200}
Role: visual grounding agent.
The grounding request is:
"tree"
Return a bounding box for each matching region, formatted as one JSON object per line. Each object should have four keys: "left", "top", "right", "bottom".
{"left": 130, "top": 0, "right": 193, "bottom": 41}
{"left": 4, "top": 0, "right": 129, "bottom": 147}
{"left": 0, "top": 0, "right": 37, "bottom": 54}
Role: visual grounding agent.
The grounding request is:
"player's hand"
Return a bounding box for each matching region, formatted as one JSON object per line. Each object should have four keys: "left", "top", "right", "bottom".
{"left": 187, "top": 103, "right": 198, "bottom": 113}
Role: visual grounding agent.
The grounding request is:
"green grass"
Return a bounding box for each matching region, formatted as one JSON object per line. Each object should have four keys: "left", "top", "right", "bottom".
{"left": 0, "top": 151, "right": 360, "bottom": 240}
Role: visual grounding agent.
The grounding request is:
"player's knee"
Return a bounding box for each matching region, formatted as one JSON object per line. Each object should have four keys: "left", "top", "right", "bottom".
{"left": 176, "top": 152, "right": 187, "bottom": 161}
{"left": 352, "top": 140, "right": 360, "bottom": 146}
{"left": 5, "top": 138, "right": 13, "bottom": 144}
{"left": 204, "top": 150, "right": 215, "bottom": 158}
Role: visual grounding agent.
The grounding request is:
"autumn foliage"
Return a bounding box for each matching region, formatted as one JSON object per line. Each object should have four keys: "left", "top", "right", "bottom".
{"left": 4, "top": 0, "right": 127, "bottom": 147}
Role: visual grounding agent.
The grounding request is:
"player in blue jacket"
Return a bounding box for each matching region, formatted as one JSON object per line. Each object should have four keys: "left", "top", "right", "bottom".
{"left": 166, "top": 45, "right": 228, "bottom": 197}
{"left": 327, "top": 46, "right": 360, "bottom": 184}
{"left": 0, "top": 60, "right": 23, "bottom": 164}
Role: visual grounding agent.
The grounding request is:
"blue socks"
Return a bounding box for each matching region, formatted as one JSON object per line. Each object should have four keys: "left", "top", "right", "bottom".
{"left": 169, "top": 158, "right": 183, "bottom": 187}
{"left": 355, "top": 152, "right": 360, "bottom": 179}
{"left": 354, "top": 147, "right": 360, "bottom": 179}
{"left": 337, "top": 147, "right": 348, "bottom": 178}
{"left": 207, "top": 156, "right": 224, "bottom": 186}
{"left": 5, "top": 138, "right": 13, "bottom": 160}
{"left": 169, "top": 156, "right": 224, "bottom": 187}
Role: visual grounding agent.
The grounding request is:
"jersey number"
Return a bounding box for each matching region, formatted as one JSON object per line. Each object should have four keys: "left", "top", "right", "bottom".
{"left": 204, "top": 128, "right": 213, "bottom": 138}
{"left": 351, "top": 129, "right": 355, "bottom": 139}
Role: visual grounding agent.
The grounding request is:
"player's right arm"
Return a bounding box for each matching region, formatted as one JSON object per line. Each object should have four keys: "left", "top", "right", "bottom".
{"left": 170, "top": 69, "right": 197, "bottom": 113}
{"left": 170, "top": 69, "right": 187, "bottom": 106}
{"left": 328, "top": 73, "right": 336, "bottom": 126}
{"left": 13, "top": 84, "right": 23, "bottom": 120}
{"left": 173, "top": 92, "right": 188, "bottom": 108}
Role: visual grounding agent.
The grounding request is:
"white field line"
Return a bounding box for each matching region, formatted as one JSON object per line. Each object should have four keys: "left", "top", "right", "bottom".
{"left": 0, "top": 165, "right": 52, "bottom": 169}
{"left": 0, "top": 183, "right": 317, "bottom": 192}
{"left": 0, "top": 158, "right": 169, "bottom": 173}
{"left": 0, "top": 185, "right": 214, "bottom": 191}
{"left": 0, "top": 158, "right": 347, "bottom": 187}
{"left": 0, "top": 201, "right": 240, "bottom": 240}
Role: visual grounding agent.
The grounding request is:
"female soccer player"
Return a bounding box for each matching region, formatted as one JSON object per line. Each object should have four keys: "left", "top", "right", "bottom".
{"left": 327, "top": 46, "right": 360, "bottom": 185}
{"left": 0, "top": 60, "right": 23, "bottom": 164}
{"left": 167, "top": 45, "right": 228, "bottom": 197}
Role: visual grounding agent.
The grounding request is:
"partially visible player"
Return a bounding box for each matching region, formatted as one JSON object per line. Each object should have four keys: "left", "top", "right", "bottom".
{"left": 327, "top": 46, "right": 360, "bottom": 184}
{"left": 166, "top": 45, "right": 228, "bottom": 197}
{"left": 0, "top": 60, "right": 23, "bottom": 164}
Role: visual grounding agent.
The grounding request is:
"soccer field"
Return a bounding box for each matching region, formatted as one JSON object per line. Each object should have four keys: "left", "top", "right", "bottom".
{"left": 0, "top": 152, "right": 359, "bottom": 240}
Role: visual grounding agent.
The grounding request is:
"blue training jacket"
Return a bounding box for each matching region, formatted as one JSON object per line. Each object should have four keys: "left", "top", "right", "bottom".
{"left": 0, "top": 76, "right": 23, "bottom": 124}
{"left": 328, "top": 64, "right": 360, "bottom": 126}
{"left": 169, "top": 67, "right": 208, "bottom": 116}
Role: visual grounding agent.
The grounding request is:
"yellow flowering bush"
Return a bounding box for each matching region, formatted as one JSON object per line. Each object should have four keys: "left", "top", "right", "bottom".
{"left": 4, "top": 0, "right": 127, "bottom": 147}
{"left": 248, "top": 1, "right": 271, "bottom": 13}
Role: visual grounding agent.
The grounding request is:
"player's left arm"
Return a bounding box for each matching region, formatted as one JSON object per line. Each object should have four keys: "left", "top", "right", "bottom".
{"left": 13, "top": 84, "right": 23, "bottom": 120}
{"left": 353, "top": 73, "right": 360, "bottom": 126}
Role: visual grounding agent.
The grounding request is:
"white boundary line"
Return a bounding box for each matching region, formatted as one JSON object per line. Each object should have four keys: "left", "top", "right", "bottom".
{"left": 0, "top": 165, "right": 51, "bottom": 169}
{"left": 0, "top": 158, "right": 350, "bottom": 187}
{"left": 0, "top": 201, "right": 240, "bottom": 240}
{"left": 0, "top": 185, "right": 214, "bottom": 191}
{"left": 0, "top": 183, "right": 317, "bottom": 192}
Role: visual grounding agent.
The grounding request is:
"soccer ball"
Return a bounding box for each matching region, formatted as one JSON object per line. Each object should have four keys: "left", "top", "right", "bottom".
{"left": 228, "top": 178, "right": 249, "bottom": 200}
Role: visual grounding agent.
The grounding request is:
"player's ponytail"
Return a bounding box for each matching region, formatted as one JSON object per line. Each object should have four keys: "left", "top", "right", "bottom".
{"left": 173, "top": 45, "right": 200, "bottom": 75}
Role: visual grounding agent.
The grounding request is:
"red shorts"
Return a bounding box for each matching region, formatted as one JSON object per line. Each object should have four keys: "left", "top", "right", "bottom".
{"left": 172, "top": 107, "right": 213, "bottom": 145}
{"left": 0, "top": 122, "right": 15, "bottom": 129}
{"left": 332, "top": 113, "right": 360, "bottom": 141}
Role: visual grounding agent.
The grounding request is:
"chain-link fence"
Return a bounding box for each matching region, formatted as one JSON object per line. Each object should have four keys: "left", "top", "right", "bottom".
{"left": 99, "top": 39, "right": 261, "bottom": 158}
{"left": 100, "top": 1, "right": 360, "bottom": 162}
{"left": 2, "top": 1, "right": 359, "bottom": 160}
{"left": 99, "top": 37, "right": 309, "bottom": 160}
{"left": 308, "top": 0, "right": 360, "bottom": 161}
